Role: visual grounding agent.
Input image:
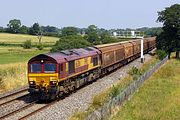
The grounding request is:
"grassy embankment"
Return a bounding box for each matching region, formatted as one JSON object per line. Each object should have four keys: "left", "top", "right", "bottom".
{"left": 0, "top": 63, "right": 27, "bottom": 92}
{"left": 112, "top": 59, "right": 180, "bottom": 120}
{"left": 70, "top": 55, "right": 160, "bottom": 120}
{"left": 0, "top": 33, "right": 59, "bottom": 92}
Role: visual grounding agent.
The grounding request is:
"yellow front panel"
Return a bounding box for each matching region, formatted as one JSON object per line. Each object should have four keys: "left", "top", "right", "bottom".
{"left": 28, "top": 73, "right": 58, "bottom": 87}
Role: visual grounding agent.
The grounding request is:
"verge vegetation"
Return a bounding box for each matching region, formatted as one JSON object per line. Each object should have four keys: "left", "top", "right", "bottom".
{"left": 0, "top": 63, "right": 27, "bottom": 91}
{"left": 112, "top": 59, "right": 180, "bottom": 120}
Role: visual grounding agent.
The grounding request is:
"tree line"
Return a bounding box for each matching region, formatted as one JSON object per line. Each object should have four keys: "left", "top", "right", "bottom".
{"left": 0, "top": 20, "right": 59, "bottom": 37}
{"left": 0, "top": 19, "right": 162, "bottom": 38}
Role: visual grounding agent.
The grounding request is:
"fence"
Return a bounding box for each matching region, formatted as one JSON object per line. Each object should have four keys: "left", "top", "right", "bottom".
{"left": 86, "top": 56, "right": 169, "bottom": 120}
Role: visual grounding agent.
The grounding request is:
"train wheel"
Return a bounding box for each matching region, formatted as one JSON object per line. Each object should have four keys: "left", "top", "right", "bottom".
{"left": 58, "top": 91, "right": 64, "bottom": 99}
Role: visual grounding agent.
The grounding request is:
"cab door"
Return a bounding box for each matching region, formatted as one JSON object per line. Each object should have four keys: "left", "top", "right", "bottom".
{"left": 59, "top": 63, "right": 66, "bottom": 79}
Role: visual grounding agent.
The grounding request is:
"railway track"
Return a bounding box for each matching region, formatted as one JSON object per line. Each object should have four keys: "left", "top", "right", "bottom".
{"left": 0, "top": 88, "right": 28, "bottom": 100}
{"left": 19, "top": 101, "right": 56, "bottom": 120}
{"left": 0, "top": 88, "right": 29, "bottom": 107}
{"left": 0, "top": 100, "right": 37, "bottom": 120}
{"left": 0, "top": 100, "right": 56, "bottom": 120}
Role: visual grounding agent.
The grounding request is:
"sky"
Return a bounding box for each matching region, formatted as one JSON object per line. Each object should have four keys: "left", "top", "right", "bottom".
{"left": 0, "top": 0, "right": 179, "bottom": 29}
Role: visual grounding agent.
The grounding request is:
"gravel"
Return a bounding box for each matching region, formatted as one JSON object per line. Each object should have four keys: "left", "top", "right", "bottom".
{"left": 25, "top": 54, "right": 152, "bottom": 120}
{"left": 0, "top": 91, "right": 29, "bottom": 105}
{"left": 0, "top": 86, "right": 28, "bottom": 99}
{"left": 0, "top": 94, "right": 34, "bottom": 118}
{"left": 4, "top": 102, "right": 47, "bottom": 120}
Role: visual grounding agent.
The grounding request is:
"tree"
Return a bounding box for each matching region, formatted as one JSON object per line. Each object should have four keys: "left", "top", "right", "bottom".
{"left": 0, "top": 27, "right": 4, "bottom": 32}
{"left": 51, "top": 35, "right": 91, "bottom": 52}
{"left": 61, "top": 27, "right": 78, "bottom": 36}
{"left": 41, "top": 25, "right": 58, "bottom": 33}
{"left": 100, "top": 31, "right": 117, "bottom": 44}
{"left": 29, "top": 23, "right": 40, "bottom": 35}
{"left": 29, "top": 23, "right": 43, "bottom": 43}
{"left": 86, "top": 25, "right": 100, "bottom": 44}
{"left": 157, "top": 4, "right": 180, "bottom": 59}
{"left": 20, "top": 25, "right": 29, "bottom": 34}
{"left": 7, "top": 19, "right": 21, "bottom": 33}
{"left": 87, "top": 25, "right": 97, "bottom": 32}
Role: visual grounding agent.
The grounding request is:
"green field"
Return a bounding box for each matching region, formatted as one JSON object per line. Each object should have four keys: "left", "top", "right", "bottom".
{"left": 0, "top": 46, "right": 49, "bottom": 64}
{"left": 112, "top": 59, "right": 180, "bottom": 120}
{"left": 0, "top": 33, "right": 59, "bottom": 64}
{"left": 0, "top": 33, "right": 59, "bottom": 45}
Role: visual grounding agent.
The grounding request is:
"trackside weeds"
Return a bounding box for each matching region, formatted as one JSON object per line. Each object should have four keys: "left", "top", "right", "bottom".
{"left": 86, "top": 56, "right": 168, "bottom": 120}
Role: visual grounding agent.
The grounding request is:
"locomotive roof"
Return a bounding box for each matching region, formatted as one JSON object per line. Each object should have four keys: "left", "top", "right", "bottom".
{"left": 28, "top": 47, "right": 100, "bottom": 64}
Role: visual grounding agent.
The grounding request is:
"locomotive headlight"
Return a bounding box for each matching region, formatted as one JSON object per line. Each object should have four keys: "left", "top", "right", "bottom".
{"left": 30, "top": 81, "right": 34, "bottom": 84}
{"left": 50, "top": 81, "right": 57, "bottom": 86}
{"left": 52, "top": 81, "right": 56, "bottom": 84}
{"left": 50, "top": 77, "right": 57, "bottom": 86}
{"left": 29, "top": 81, "right": 35, "bottom": 85}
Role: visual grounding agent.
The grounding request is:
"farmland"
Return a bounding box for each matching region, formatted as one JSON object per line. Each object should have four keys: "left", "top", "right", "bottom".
{"left": 112, "top": 59, "right": 180, "bottom": 120}
{"left": 0, "top": 33, "right": 59, "bottom": 46}
{"left": 0, "top": 46, "right": 49, "bottom": 64}
{"left": 0, "top": 33, "right": 59, "bottom": 64}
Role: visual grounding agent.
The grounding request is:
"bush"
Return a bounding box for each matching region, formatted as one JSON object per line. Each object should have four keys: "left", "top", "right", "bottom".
{"left": 37, "top": 43, "right": 44, "bottom": 50}
{"left": 111, "top": 85, "right": 120, "bottom": 98}
{"left": 156, "top": 50, "right": 167, "bottom": 60}
{"left": 51, "top": 35, "right": 91, "bottom": 52}
{"left": 22, "top": 40, "right": 32, "bottom": 49}
{"left": 128, "top": 66, "right": 142, "bottom": 80}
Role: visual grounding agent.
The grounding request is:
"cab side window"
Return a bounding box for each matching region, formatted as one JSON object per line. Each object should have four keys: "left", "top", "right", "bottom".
{"left": 93, "top": 56, "right": 98, "bottom": 66}
{"left": 59, "top": 64, "right": 63, "bottom": 73}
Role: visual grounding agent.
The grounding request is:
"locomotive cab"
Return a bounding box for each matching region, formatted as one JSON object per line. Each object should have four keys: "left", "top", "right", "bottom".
{"left": 28, "top": 54, "right": 62, "bottom": 100}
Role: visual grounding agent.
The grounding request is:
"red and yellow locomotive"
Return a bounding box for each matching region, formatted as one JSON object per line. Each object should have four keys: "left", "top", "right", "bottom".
{"left": 28, "top": 37, "right": 156, "bottom": 100}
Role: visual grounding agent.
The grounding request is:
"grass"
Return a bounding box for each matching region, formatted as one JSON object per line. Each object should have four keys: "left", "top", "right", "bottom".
{"left": 112, "top": 59, "right": 180, "bottom": 120}
{"left": 0, "top": 63, "right": 27, "bottom": 92}
{"left": 0, "top": 33, "right": 58, "bottom": 64}
{"left": 70, "top": 55, "right": 158, "bottom": 120}
{"left": 0, "top": 33, "right": 59, "bottom": 45}
{"left": 0, "top": 46, "right": 49, "bottom": 64}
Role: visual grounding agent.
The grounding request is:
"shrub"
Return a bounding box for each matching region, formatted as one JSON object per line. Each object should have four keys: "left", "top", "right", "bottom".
{"left": 51, "top": 35, "right": 91, "bottom": 52}
{"left": 111, "top": 85, "right": 120, "bottom": 98}
{"left": 128, "top": 66, "right": 141, "bottom": 75}
{"left": 128, "top": 66, "right": 142, "bottom": 80}
{"left": 156, "top": 50, "right": 167, "bottom": 60}
{"left": 37, "top": 43, "right": 44, "bottom": 50}
{"left": 91, "top": 90, "right": 110, "bottom": 109}
{"left": 22, "top": 39, "right": 32, "bottom": 49}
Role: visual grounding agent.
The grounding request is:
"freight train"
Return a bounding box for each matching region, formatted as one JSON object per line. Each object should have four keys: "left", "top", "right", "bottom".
{"left": 28, "top": 37, "right": 156, "bottom": 100}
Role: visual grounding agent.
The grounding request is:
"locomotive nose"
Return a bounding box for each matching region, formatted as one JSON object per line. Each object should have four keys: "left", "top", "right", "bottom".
{"left": 28, "top": 73, "right": 58, "bottom": 91}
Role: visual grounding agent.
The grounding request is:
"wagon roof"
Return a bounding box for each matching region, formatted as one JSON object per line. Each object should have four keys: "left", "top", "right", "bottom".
{"left": 28, "top": 47, "right": 100, "bottom": 64}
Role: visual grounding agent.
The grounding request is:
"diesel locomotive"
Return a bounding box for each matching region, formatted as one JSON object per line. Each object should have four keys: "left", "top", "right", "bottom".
{"left": 28, "top": 37, "right": 156, "bottom": 100}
